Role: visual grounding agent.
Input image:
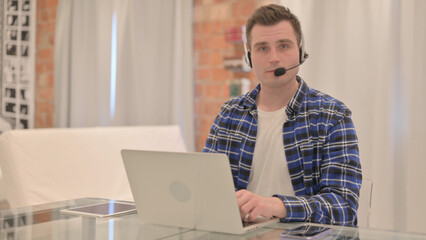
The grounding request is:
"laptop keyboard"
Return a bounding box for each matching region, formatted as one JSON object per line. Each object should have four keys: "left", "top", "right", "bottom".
{"left": 242, "top": 220, "right": 256, "bottom": 227}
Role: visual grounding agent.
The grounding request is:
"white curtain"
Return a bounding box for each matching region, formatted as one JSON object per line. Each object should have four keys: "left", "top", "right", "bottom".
{"left": 54, "top": 0, "right": 194, "bottom": 151}
{"left": 277, "top": 0, "right": 426, "bottom": 233}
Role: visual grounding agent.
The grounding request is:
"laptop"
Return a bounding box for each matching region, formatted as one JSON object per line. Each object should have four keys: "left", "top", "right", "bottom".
{"left": 121, "top": 150, "right": 279, "bottom": 235}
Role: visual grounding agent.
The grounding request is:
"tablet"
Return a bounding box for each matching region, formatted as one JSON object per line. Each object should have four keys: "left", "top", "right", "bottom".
{"left": 60, "top": 201, "right": 136, "bottom": 218}
{"left": 280, "top": 225, "right": 333, "bottom": 240}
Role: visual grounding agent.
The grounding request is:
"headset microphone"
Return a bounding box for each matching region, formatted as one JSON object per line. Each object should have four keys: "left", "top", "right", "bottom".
{"left": 273, "top": 64, "right": 300, "bottom": 77}
{"left": 273, "top": 52, "right": 309, "bottom": 77}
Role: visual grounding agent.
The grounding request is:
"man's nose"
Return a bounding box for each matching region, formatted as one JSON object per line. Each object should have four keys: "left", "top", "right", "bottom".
{"left": 269, "top": 49, "right": 280, "bottom": 64}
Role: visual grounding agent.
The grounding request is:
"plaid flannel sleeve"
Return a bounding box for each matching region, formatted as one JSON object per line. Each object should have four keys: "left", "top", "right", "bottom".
{"left": 203, "top": 112, "right": 221, "bottom": 153}
{"left": 274, "top": 115, "right": 361, "bottom": 226}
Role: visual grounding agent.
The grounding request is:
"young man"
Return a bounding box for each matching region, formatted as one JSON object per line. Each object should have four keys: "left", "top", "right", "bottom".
{"left": 203, "top": 4, "right": 362, "bottom": 226}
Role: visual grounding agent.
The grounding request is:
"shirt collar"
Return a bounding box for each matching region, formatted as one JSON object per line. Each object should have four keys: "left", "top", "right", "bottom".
{"left": 243, "top": 76, "right": 308, "bottom": 119}
{"left": 286, "top": 76, "right": 308, "bottom": 119}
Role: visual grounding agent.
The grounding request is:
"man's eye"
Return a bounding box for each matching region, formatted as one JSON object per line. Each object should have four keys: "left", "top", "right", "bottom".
{"left": 280, "top": 44, "right": 288, "bottom": 49}
{"left": 258, "top": 47, "right": 267, "bottom": 52}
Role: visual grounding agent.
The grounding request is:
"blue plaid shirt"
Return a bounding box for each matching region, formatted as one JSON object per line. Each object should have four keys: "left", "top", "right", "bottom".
{"left": 203, "top": 77, "right": 361, "bottom": 226}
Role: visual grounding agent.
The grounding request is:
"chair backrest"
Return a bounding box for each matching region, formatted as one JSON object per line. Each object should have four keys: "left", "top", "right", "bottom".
{"left": 357, "top": 178, "right": 373, "bottom": 227}
{"left": 0, "top": 125, "right": 186, "bottom": 208}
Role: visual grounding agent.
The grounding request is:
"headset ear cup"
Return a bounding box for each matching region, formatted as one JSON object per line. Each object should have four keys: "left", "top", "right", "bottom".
{"left": 247, "top": 51, "right": 253, "bottom": 68}
{"left": 299, "top": 47, "right": 309, "bottom": 64}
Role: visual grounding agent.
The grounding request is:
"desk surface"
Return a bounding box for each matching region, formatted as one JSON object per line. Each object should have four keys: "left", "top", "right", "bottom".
{"left": 0, "top": 198, "right": 425, "bottom": 240}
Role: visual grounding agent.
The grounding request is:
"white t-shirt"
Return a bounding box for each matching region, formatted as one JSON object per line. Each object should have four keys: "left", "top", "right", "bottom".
{"left": 246, "top": 107, "right": 295, "bottom": 197}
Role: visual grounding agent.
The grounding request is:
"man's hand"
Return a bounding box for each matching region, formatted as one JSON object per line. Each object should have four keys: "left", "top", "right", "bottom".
{"left": 236, "top": 189, "right": 287, "bottom": 222}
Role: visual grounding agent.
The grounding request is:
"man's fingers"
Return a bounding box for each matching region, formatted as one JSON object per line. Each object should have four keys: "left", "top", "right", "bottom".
{"left": 236, "top": 190, "right": 254, "bottom": 220}
{"left": 235, "top": 189, "right": 246, "bottom": 197}
{"left": 236, "top": 190, "right": 286, "bottom": 220}
{"left": 248, "top": 210, "right": 260, "bottom": 222}
{"left": 236, "top": 189, "right": 250, "bottom": 207}
{"left": 237, "top": 192, "right": 262, "bottom": 221}
{"left": 244, "top": 198, "right": 262, "bottom": 222}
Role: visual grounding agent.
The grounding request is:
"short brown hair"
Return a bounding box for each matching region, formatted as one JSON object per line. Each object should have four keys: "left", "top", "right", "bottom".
{"left": 246, "top": 4, "right": 302, "bottom": 49}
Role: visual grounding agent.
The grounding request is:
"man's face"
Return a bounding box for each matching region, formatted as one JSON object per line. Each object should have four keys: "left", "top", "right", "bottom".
{"left": 249, "top": 20, "right": 300, "bottom": 89}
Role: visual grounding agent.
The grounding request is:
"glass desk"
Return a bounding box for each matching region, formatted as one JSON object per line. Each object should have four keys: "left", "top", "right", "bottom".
{"left": 0, "top": 198, "right": 425, "bottom": 240}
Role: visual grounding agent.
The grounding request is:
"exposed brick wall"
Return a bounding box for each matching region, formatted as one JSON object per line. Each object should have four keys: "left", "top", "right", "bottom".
{"left": 35, "top": 0, "right": 57, "bottom": 128}
{"left": 194, "top": 0, "right": 271, "bottom": 151}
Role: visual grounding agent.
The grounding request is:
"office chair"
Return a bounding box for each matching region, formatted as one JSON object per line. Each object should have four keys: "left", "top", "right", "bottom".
{"left": 357, "top": 178, "right": 374, "bottom": 227}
